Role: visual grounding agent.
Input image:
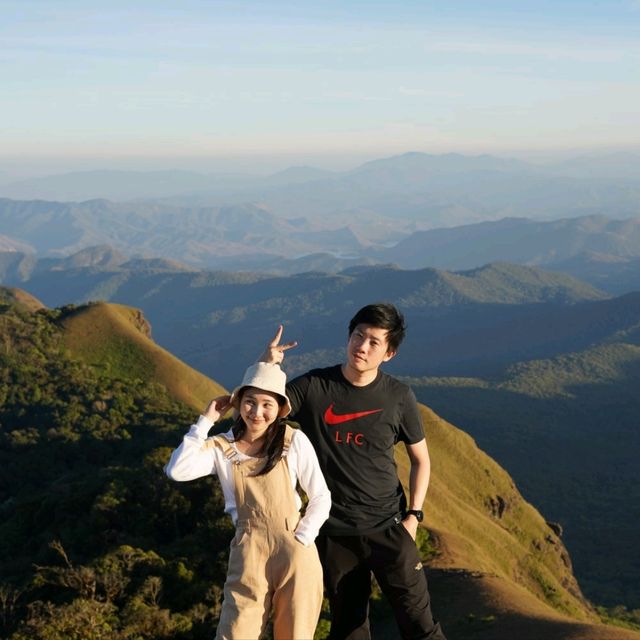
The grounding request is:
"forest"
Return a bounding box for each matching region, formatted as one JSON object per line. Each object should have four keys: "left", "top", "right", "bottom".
{"left": 0, "top": 301, "right": 238, "bottom": 639}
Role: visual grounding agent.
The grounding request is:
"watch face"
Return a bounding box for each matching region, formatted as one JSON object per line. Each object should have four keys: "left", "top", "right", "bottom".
{"left": 408, "top": 510, "right": 424, "bottom": 522}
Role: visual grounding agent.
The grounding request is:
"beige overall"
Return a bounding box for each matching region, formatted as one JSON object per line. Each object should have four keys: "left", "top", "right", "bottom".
{"left": 212, "top": 426, "right": 324, "bottom": 640}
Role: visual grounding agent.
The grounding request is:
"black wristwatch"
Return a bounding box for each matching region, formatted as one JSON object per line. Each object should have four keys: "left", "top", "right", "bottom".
{"left": 405, "top": 509, "right": 424, "bottom": 522}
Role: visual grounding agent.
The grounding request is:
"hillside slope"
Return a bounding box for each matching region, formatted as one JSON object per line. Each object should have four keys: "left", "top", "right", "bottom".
{"left": 58, "top": 301, "right": 226, "bottom": 411}
{"left": 396, "top": 406, "right": 640, "bottom": 639}
{"left": 0, "top": 286, "right": 45, "bottom": 313}
{"left": 1, "top": 289, "right": 637, "bottom": 639}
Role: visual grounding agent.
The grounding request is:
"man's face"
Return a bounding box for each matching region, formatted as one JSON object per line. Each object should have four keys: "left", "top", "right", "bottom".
{"left": 346, "top": 324, "right": 396, "bottom": 375}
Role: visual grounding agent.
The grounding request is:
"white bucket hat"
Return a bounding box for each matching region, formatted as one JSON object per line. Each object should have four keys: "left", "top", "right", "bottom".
{"left": 229, "top": 362, "right": 292, "bottom": 418}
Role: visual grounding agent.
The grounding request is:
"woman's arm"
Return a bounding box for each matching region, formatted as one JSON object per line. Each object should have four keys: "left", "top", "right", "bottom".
{"left": 164, "top": 416, "right": 218, "bottom": 481}
{"left": 290, "top": 430, "right": 331, "bottom": 545}
{"left": 165, "top": 396, "right": 231, "bottom": 481}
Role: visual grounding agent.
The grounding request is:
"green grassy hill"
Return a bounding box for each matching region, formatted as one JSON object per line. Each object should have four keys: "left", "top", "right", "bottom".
{"left": 0, "top": 286, "right": 45, "bottom": 313}
{"left": 58, "top": 301, "right": 226, "bottom": 410}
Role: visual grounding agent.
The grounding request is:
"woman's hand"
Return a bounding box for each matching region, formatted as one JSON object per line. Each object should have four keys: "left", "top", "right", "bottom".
{"left": 258, "top": 324, "right": 298, "bottom": 364}
{"left": 203, "top": 395, "right": 232, "bottom": 423}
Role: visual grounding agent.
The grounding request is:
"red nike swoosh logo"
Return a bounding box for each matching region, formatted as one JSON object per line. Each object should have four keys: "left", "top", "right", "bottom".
{"left": 324, "top": 403, "right": 383, "bottom": 425}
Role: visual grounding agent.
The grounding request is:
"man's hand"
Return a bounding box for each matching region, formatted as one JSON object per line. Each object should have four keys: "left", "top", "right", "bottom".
{"left": 401, "top": 515, "right": 419, "bottom": 540}
{"left": 258, "top": 324, "right": 298, "bottom": 364}
{"left": 203, "top": 395, "right": 232, "bottom": 423}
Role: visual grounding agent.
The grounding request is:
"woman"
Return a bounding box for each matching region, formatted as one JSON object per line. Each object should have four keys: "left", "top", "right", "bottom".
{"left": 165, "top": 362, "right": 330, "bottom": 640}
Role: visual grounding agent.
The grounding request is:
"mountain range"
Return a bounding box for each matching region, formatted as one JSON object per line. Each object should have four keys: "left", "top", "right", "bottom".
{"left": 2, "top": 195, "right": 640, "bottom": 290}
{"left": 2, "top": 288, "right": 638, "bottom": 638}
{"left": 0, "top": 258, "right": 611, "bottom": 385}
{"left": 3, "top": 152, "right": 640, "bottom": 228}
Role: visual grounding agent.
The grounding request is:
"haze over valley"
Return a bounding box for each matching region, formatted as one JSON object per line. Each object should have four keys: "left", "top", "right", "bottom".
{"left": 2, "top": 151, "right": 640, "bottom": 294}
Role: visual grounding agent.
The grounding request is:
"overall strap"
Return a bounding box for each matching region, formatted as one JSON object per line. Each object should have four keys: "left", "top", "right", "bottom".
{"left": 282, "top": 424, "right": 295, "bottom": 457}
{"left": 204, "top": 434, "right": 241, "bottom": 464}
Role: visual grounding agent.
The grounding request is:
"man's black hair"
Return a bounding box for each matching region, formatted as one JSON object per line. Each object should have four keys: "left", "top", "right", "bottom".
{"left": 348, "top": 302, "right": 406, "bottom": 353}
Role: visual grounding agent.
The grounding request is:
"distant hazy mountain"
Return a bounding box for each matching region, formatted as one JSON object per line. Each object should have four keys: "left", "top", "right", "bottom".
{"left": 2, "top": 151, "right": 639, "bottom": 281}
{"left": 345, "top": 151, "right": 533, "bottom": 190}
{"left": 0, "top": 166, "right": 336, "bottom": 202}
{"left": 0, "top": 169, "right": 260, "bottom": 202}
{"left": 0, "top": 251, "right": 36, "bottom": 283}
{"left": 551, "top": 151, "right": 640, "bottom": 181}
{"left": 0, "top": 233, "right": 33, "bottom": 253}
{"left": 547, "top": 251, "right": 640, "bottom": 295}
{"left": 258, "top": 165, "right": 337, "bottom": 186}
{"left": 162, "top": 151, "right": 640, "bottom": 227}
{"left": 39, "top": 244, "right": 130, "bottom": 270}
{"left": 3, "top": 152, "right": 640, "bottom": 233}
{"left": 4, "top": 191, "right": 640, "bottom": 282}
{"left": 184, "top": 251, "right": 380, "bottom": 275}
{"left": 377, "top": 215, "right": 640, "bottom": 274}
{"left": 0, "top": 198, "right": 367, "bottom": 267}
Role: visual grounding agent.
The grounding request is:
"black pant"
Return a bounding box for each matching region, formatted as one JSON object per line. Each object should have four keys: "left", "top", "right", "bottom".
{"left": 316, "top": 521, "right": 446, "bottom": 640}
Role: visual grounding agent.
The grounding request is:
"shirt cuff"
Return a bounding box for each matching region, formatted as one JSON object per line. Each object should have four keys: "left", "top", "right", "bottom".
{"left": 294, "top": 532, "right": 312, "bottom": 547}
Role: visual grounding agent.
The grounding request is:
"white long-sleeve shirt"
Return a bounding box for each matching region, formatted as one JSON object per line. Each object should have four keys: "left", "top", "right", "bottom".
{"left": 165, "top": 416, "right": 331, "bottom": 546}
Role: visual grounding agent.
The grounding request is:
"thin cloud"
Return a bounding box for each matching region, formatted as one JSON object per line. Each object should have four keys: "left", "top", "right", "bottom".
{"left": 423, "top": 38, "right": 640, "bottom": 63}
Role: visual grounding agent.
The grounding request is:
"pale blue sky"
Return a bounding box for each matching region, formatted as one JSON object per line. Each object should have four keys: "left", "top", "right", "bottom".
{"left": 2, "top": 1, "right": 640, "bottom": 173}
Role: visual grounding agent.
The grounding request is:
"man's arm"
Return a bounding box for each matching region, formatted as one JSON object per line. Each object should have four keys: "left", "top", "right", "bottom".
{"left": 402, "top": 438, "right": 431, "bottom": 540}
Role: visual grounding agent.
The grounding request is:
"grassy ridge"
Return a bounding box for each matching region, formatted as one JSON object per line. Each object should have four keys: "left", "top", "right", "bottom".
{"left": 394, "top": 406, "right": 640, "bottom": 638}
{"left": 0, "top": 286, "right": 45, "bottom": 313}
{"left": 402, "top": 405, "right": 590, "bottom": 619}
{"left": 59, "top": 302, "right": 227, "bottom": 411}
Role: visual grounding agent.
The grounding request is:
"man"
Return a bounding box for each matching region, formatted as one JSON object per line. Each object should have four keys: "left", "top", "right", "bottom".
{"left": 262, "top": 303, "right": 446, "bottom": 640}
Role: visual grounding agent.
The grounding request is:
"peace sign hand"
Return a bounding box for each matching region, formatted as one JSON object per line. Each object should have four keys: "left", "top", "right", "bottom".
{"left": 259, "top": 324, "right": 298, "bottom": 364}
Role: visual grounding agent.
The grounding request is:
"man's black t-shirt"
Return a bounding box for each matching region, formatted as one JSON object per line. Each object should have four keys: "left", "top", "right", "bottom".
{"left": 286, "top": 365, "right": 425, "bottom": 535}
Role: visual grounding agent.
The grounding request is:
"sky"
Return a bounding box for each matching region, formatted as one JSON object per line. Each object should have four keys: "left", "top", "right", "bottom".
{"left": 2, "top": 0, "right": 640, "bottom": 175}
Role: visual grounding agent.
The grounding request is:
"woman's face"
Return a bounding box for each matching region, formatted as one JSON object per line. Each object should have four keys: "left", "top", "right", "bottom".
{"left": 239, "top": 387, "right": 281, "bottom": 431}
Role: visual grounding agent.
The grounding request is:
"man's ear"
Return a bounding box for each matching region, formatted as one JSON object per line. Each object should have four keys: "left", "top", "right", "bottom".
{"left": 383, "top": 349, "right": 397, "bottom": 363}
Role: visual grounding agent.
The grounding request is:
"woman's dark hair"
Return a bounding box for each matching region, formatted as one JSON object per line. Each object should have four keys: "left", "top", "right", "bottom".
{"left": 348, "top": 302, "right": 406, "bottom": 353}
{"left": 232, "top": 388, "right": 287, "bottom": 476}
